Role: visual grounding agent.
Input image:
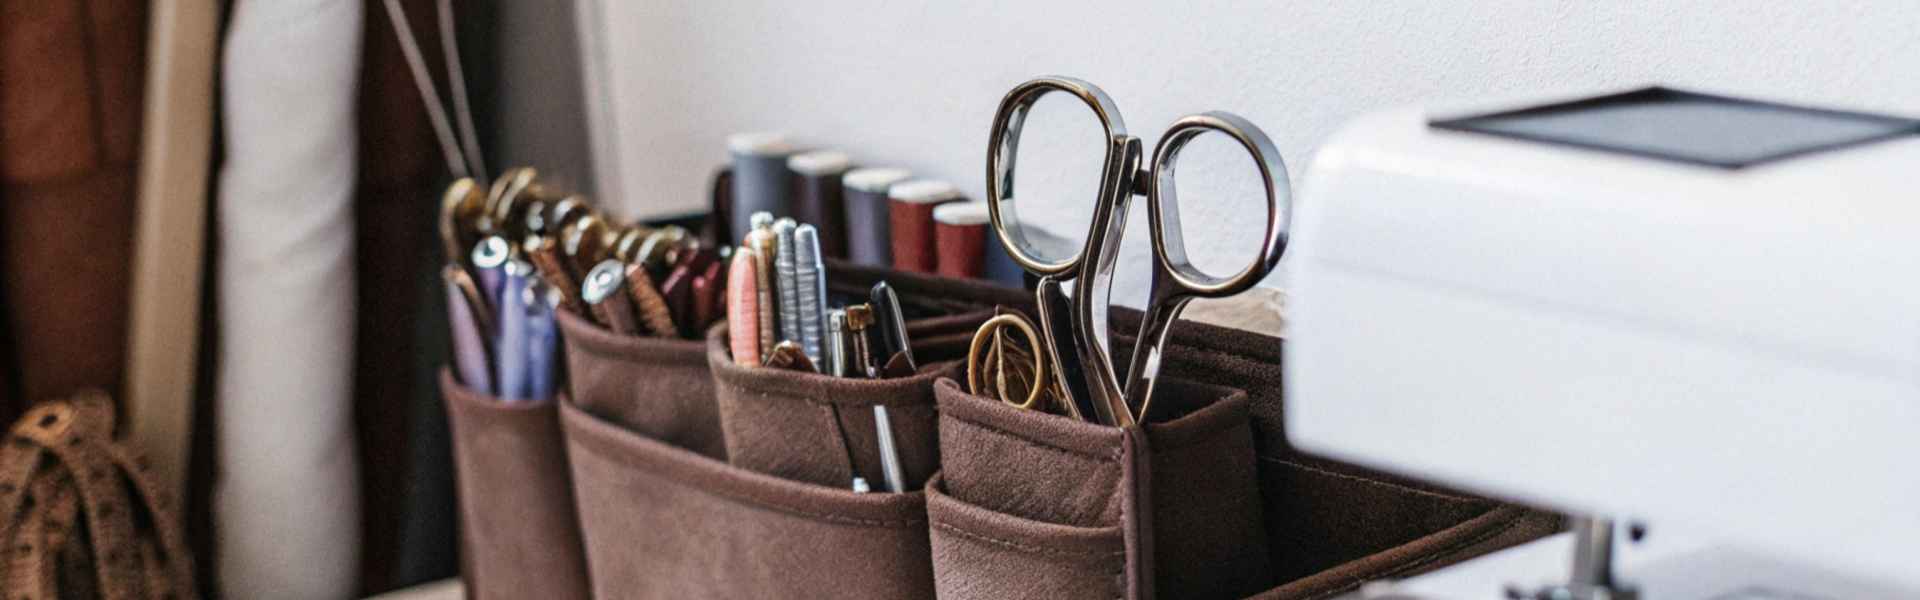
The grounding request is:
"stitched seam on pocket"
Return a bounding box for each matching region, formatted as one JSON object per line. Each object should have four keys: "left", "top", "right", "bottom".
{"left": 1115, "top": 434, "right": 1132, "bottom": 600}
{"left": 1298, "top": 511, "right": 1527, "bottom": 600}
{"left": 580, "top": 349, "right": 706, "bottom": 368}
{"left": 1144, "top": 394, "right": 1250, "bottom": 449}
{"left": 719, "top": 360, "right": 956, "bottom": 399}
{"left": 1157, "top": 342, "right": 1270, "bottom": 374}
{"left": 891, "top": 403, "right": 938, "bottom": 417}
{"left": 931, "top": 521, "right": 1123, "bottom": 559}
{"left": 1151, "top": 426, "right": 1237, "bottom": 456}
{"left": 945, "top": 416, "right": 1120, "bottom": 463}
{"left": 726, "top": 379, "right": 938, "bottom": 406}
{"left": 569, "top": 429, "right": 925, "bottom": 528}
{"left": 1260, "top": 456, "right": 1481, "bottom": 503}
{"left": 1364, "top": 510, "right": 1526, "bottom": 582}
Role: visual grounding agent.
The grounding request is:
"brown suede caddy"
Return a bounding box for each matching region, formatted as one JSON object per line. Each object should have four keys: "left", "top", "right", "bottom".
{"left": 441, "top": 261, "right": 1559, "bottom": 600}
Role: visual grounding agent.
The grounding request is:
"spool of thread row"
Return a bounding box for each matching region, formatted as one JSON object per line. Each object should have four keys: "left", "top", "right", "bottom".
{"left": 888, "top": 180, "right": 963, "bottom": 274}
{"left": 841, "top": 167, "right": 912, "bottom": 267}
{"left": 788, "top": 150, "right": 852, "bottom": 259}
{"left": 932, "top": 201, "right": 1023, "bottom": 284}
{"left": 726, "top": 132, "right": 795, "bottom": 242}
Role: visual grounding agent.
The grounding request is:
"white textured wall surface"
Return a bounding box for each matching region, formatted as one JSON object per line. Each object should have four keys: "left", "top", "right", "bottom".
{"left": 580, "top": 1, "right": 1920, "bottom": 304}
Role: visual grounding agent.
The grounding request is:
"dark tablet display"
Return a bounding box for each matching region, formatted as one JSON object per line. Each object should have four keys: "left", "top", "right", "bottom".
{"left": 1429, "top": 87, "right": 1920, "bottom": 169}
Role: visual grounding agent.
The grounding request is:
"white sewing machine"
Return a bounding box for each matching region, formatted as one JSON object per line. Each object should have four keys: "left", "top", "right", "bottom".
{"left": 1285, "top": 87, "right": 1920, "bottom": 598}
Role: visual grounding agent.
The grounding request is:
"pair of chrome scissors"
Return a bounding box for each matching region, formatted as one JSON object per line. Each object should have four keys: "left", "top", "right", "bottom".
{"left": 985, "top": 76, "right": 1290, "bottom": 427}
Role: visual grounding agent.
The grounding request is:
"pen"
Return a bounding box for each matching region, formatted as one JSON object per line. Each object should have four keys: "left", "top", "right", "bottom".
{"left": 634, "top": 225, "right": 690, "bottom": 276}
{"left": 870, "top": 281, "right": 916, "bottom": 370}
{"left": 825, "top": 308, "right": 848, "bottom": 377}
{"left": 527, "top": 235, "right": 585, "bottom": 316}
{"left": 794, "top": 225, "right": 827, "bottom": 367}
{"left": 521, "top": 198, "right": 550, "bottom": 237}
{"left": 489, "top": 168, "right": 540, "bottom": 240}
{"left": 624, "top": 262, "right": 677, "bottom": 338}
{"left": 675, "top": 242, "right": 719, "bottom": 297}
{"left": 842, "top": 300, "right": 909, "bottom": 490}
{"left": 440, "top": 177, "right": 486, "bottom": 265}
{"left": 848, "top": 298, "right": 906, "bottom": 490}
{"left": 872, "top": 405, "right": 906, "bottom": 493}
{"left": 495, "top": 260, "right": 534, "bottom": 400}
{"left": 709, "top": 245, "right": 732, "bottom": 295}
{"left": 763, "top": 340, "right": 816, "bottom": 373}
{"left": 773, "top": 218, "right": 801, "bottom": 346}
{"left": 525, "top": 282, "right": 559, "bottom": 400}
{"left": 582, "top": 259, "right": 639, "bottom": 335}
{"left": 486, "top": 167, "right": 531, "bottom": 220}
{"left": 561, "top": 213, "right": 611, "bottom": 278}
{"left": 727, "top": 248, "right": 763, "bottom": 366}
{"left": 660, "top": 262, "right": 696, "bottom": 338}
{"left": 443, "top": 265, "right": 493, "bottom": 394}
{"left": 744, "top": 213, "right": 780, "bottom": 354}
{"left": 691, "top": 258, "right": 724, "bottom": 334}
{"left": 611, "top": 225, "right": 648, "bottom": 263}
{"left": 691, "top": 265, "right": 721, "bottom": 334}
{"left": 469, "top": 235, "right": 510, "bottom": 310}
{"left": 547, "top": 195, "right": 595, "bottom": 237}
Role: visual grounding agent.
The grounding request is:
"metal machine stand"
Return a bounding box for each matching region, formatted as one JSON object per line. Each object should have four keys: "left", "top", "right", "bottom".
{"left": 1507, "top": 517, "right": 1637, "bottom": 600}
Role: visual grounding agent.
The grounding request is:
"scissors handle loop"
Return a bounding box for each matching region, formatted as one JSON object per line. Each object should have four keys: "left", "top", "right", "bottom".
{"left": 1125, "top": 111, "right": 1290, "bottom": 422}
{"left": 1145, "top": 111, "right": 1291, "bottom": 296}
{"left": 986, "top": 76, "right": 1131, "bottom": 277}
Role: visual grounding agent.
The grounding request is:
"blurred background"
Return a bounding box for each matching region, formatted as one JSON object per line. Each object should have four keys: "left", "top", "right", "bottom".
{"left": 4, "top": 1, "right": 1917, "bottom": 598}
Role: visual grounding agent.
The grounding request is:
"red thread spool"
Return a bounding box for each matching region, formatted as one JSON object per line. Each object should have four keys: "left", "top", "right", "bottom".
{"left": 887, "top": 180, "right": 962, "bottom": 273}
{"left": 933, "top": 201, "right": 990, "bottom": 279}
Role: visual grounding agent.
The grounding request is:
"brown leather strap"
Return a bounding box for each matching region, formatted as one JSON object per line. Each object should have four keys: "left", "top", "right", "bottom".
{"left": 0, "top": 434, "right": 46, "bottom": 540}
{"left": 104, "top": 438, "right": 194, "bottom": 598}
{"left": 47, "top": 473, "right": 97, "bottom": 599}
{"left": 0, "top": 393, "right": 197, "bottom": 599}
{"left": 13, "top": 401, "right": 142, "bottom": 600}
{"left": 9, "top": 493, "right": 53, "bottom": 600}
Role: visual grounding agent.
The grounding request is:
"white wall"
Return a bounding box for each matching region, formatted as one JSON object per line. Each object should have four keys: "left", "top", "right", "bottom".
{"left": 578, "top": 0, "right": 1920, "bottom": 305}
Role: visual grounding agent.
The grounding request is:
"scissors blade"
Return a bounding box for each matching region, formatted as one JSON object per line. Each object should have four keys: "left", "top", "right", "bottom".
{"left": 1035, "top": 277, "right": 1101, "bottom": 424}
{"left": 1066, "top": 135, "right": 1142, "bottom": 428}
{"left": 1121, "top": 284, "right": 1195, "bottom": 423}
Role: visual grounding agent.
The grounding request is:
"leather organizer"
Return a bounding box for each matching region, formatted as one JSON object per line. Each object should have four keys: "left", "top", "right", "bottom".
{"left": 443, "top": 261, "right": 1559, "bottom": 599}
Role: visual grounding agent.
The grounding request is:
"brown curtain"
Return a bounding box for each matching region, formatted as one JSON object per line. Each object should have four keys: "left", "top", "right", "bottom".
{"left": 4, "top": 1, "right": 469, "bottom": 595}
{"left": 357, "top": 0, "right": 462, "bottom": 593}
{"left": 0, "top": 0, "right": 149, "bottom": 417}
